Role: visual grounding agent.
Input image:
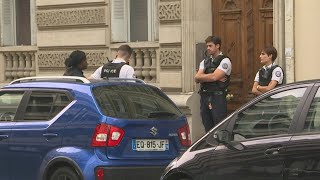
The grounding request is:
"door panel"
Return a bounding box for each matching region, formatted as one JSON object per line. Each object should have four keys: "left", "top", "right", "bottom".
{"left": 212, "top": 0, "right": 274, "bottom": 113}
{"left": 0, "top": 123, "right": 14, "bottom": 180}
{"left": 9, "top": 122, "right": 63, "bottom": 180}
{"left": 285, "top": 135, "right": 320, "bottom": 180}
{"left": 0, "top": 91, "right": 24, "bottom": 180}
{"left": 208, "top": 86, "right": 308, "bottom": 179}
{"left": 285, "top": 86, "right": 320, "bottom": 179}
{"left": 209, "top": 136, "right": 290, "bottom": 180}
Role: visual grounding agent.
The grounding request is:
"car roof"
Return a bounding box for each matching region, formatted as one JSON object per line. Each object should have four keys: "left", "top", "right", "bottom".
{"left": 276, "top": 79, "right": 320, "bottom": 89}
{"left": 2, "top": 76, "right": 149, "bottom": 91}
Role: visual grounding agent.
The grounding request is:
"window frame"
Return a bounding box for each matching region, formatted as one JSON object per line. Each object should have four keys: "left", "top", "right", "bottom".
{"left": 225, "top": 84, "right": 313, "bottom": 142}
{"left": 111, "top": 0, "right": 159, "bottom": 43}
{"left": 14, "top": 89, "right": 73, "bottom": 122}
{"left": 295, "top": 83, "right": 320, "bottom": 134}
{"left": 1, "top": 0, "right": 35, "bottom": 46}
{"left": 0, "top": 90, "right": 26, "bottom": 122}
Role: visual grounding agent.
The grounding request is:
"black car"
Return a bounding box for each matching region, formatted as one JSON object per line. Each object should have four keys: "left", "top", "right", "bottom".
{"left": 161, "top": 79, "right": 320, "bottom": 180}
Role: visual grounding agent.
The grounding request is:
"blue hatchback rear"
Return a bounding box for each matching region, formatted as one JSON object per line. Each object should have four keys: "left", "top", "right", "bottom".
{"left": 0, "top": 77, "right": 190, "bottom": 180}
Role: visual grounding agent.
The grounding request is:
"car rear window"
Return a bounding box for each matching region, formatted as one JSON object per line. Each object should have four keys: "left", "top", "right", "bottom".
{"left": 92, "top": 85, "right": 183, "bottom": 119}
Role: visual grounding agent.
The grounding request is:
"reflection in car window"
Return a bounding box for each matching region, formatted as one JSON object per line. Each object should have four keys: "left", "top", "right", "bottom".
{"left": 0, "top": 92, "right": 24, "bottom": 122}
{"left": 304, "top": 88, "right": 320, "bottom": 132}
{"left": 232, "top": 88, "right": 306, "bottom": 140}
{"left": 23, "top": 92, "right": 71, "bottom": 121}
{"left": 93, "top": 85, "right": 183, "bottom": 120}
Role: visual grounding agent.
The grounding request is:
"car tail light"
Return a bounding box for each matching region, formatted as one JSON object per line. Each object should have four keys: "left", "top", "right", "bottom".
{"left": 178, "top": 124, "right": 191, "bottom": 146}
{"left": 96, "top": 168, "right": 104, "bottom": 180}
{"left": 91, "top": 124, "right": 125, "bottom": 147}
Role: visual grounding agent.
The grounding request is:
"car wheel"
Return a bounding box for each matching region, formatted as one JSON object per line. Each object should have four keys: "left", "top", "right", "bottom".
{"left": 49, "top": 167, "right": 80, "bottom": 180}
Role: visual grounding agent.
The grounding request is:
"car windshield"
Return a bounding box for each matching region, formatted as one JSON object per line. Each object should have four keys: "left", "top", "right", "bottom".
{"left": 92, "top": 85, "right": 183, "bottom": 120}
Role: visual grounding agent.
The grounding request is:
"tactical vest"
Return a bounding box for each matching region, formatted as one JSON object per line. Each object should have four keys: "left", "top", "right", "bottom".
{"left": 100, "top": 62, "right": 126, "bottom": 78}
{"left": 258, "top": 65, "right": 284, "bottom": 86}
{"left": 200, "top": 55, "right": 230, "bottom": 93}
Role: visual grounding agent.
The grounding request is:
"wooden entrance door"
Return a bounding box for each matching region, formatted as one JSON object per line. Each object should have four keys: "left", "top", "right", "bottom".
{"left": 212, "top": 0, "right": 273, "bottom": 113}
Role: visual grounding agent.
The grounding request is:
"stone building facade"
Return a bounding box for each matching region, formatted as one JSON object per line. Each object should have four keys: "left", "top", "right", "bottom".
{"left": 0, "top": 0, "right": 320, "bottom": 141}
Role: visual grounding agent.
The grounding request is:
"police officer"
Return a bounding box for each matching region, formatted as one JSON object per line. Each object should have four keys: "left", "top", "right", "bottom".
{"left": 195, "top": 36, "right": 232, "bottom": 132}
{"left": 252, "top": 46, "right": 284, "bottom": 96}
{"left": 90, "top": 44, "right": 135, "bottom": 79}
{"left": 63, "top": 50, "right": 88, "bottom": 77}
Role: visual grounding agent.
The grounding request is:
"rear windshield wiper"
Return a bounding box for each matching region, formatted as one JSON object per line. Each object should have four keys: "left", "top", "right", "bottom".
{"left": 148, "top": 111, "right": 177, "bottom": 118}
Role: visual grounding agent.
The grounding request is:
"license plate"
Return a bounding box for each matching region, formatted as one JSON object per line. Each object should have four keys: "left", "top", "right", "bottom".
{"left": 132, "top": 139, "right": 169, "bottom": 151}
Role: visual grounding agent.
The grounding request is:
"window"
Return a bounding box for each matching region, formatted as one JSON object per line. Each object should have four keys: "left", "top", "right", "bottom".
{"left": 1, "top": 0, "right": 31, "bottom": 46}
{"left": 93, "top": 85, "right": 183, "bottom": 119}
{"left": 304, "top": 88, "right": 320, "bottom": 132}
{"left": 23, "top": 92, "right": 71, "bottom": 121}
{"left": 111, "top": 0, "right": 159, "bottom": 42}
{"left": 232, "top": 88, "right": 307, "bottom": 140}
{"left": 0, "top": 92, "right": 24, "bottom": 121}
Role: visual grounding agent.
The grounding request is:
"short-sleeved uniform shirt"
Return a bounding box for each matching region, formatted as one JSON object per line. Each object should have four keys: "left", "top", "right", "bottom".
{"left": 254, "top": 63, "right": 284, "bottom": 84}
{"left": 198, "top": 52, "right": 232, "bottom": 76}
{"left": 90, "top": 58, "right": 135, "bottom": 79}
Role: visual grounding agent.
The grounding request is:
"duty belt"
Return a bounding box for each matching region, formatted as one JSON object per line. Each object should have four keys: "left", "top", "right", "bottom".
{"left": 199, "top": 90, "right": 225, "bottom": 95}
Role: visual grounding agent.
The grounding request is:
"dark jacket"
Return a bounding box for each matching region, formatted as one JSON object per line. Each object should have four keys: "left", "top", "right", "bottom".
{"left": 63, "top": 67, "right": 85, "bottom": 77}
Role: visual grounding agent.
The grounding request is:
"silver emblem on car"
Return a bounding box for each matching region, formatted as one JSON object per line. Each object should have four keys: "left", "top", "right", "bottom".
{"left": 150, "top": 127, "right": 158, "bottom": 136}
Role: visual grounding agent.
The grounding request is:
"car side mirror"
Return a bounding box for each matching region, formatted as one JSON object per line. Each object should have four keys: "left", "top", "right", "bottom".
{"left": 213, "top": 130, "right": 246, "bottom": 151}
{"left": 213, "top": 130, "right": 231, "bottom": 144}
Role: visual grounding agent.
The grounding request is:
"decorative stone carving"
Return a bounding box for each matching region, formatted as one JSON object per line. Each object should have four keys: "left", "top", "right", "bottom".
{"left": 223, "top": 0, "right": 238, "bottom": 10}
{"left": 37, "top": 7, "right": 105, "bottom": 27}
{"left": 263, "top": 0, "right": 273, "bottom": 8}
{"left": 160, "top": 48, "right": 182, "bottom": 67}
{"left": 38, "top": 51, "right": 107, "bottom": 68}
{"left": 159, "top": 2, "right": 181, "bottom": 22}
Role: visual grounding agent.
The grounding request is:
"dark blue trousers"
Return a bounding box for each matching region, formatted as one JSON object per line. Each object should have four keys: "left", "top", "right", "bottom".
{"left": 200, "top": 92, "right": 227, "bottom": 132}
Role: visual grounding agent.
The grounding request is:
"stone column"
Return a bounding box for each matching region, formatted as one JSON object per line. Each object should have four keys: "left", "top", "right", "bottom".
{"left": 181, "top": 0, "right": 196, "bottom": 93}
{"left": 284, "top": 0, "right": 295, "bottom": 83}
{"left": 0, "top": 53, "right": 5, "bottom": 82}
{"left": 30, "top": 0, "right": 37, "bottom": 46}
{"left": 274, "top": 0, "right": 295, "bottom": 83}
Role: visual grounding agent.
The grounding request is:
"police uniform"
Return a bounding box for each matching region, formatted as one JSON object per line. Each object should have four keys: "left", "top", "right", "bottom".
{"left": 254, "top": 63, "right": 284, "bottom": 86}
{"left": 90, "top": 58, "right": 135, "bottom": 79}
{"left": 198, "top": 52, "right": 232, "bottom": 132}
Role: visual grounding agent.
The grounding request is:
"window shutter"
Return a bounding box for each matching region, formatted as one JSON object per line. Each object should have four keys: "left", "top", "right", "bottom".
{"left": 111, "top": 0, "right": 128, "bottom": 42}
{"left": 130, "top": 0, "right": 148, "bottom": 41}
{"left": 2, "top": 0, "right": 15, "bottom": 46}
{"left": 150, "top": 0, "right": 159, "bottom": 41}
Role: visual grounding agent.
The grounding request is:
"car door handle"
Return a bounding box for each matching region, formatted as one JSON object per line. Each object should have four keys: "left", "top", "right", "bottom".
{"left": 265, "top": 147, "right": 284, "bottom": 156}
{"left": 0, "top": 135, "right": 9, "bottom": 140}
{"left": 286, "top": 168, "right": 303, "bottom": 176}
{"left": 43, "top": 133, "right": 58, "bottom": 139}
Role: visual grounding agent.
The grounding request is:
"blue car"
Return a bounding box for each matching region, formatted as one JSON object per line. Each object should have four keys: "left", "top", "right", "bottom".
{"left": 0, "top": 76, "right": 190, "bottom": 180}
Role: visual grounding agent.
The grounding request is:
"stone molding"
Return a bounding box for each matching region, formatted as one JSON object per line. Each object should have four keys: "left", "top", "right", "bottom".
{"left": 38, "top": 51, "right": 107, "bottom": 68}
{"left": 160, "top": 48, "right": 182, "bottom": 67}
{"left": 159, "top": 2, "right": 181, "bottom": 22}
{"left": 37, "top": 7, "right": 105, "bottom": 27}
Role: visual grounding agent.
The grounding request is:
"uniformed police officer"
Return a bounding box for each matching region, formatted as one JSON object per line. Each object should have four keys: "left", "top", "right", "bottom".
{"left": 63, "top": 50, "right": 88, "bottom": 77}
{"left": 195, "top": 36, "right": 232, "bottom": 132}
{"left": 252, "top": 46, "right": 284, "bottom": 96}
{"left": 90, "top": 45, "right": 135, "bottom": 79}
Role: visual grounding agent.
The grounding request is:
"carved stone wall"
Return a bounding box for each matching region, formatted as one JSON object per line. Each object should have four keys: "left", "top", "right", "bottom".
{"left": 160, "top": 48, "right": 182, "bottom": 68}
{"left": 37, "top": 7, "right": 106, "bottom": 28}
{"left": 159, "top": 1, "right": 181, "bottom": 22}
{"left": 38, "top": 51, "right": 107, "bottom": 69}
